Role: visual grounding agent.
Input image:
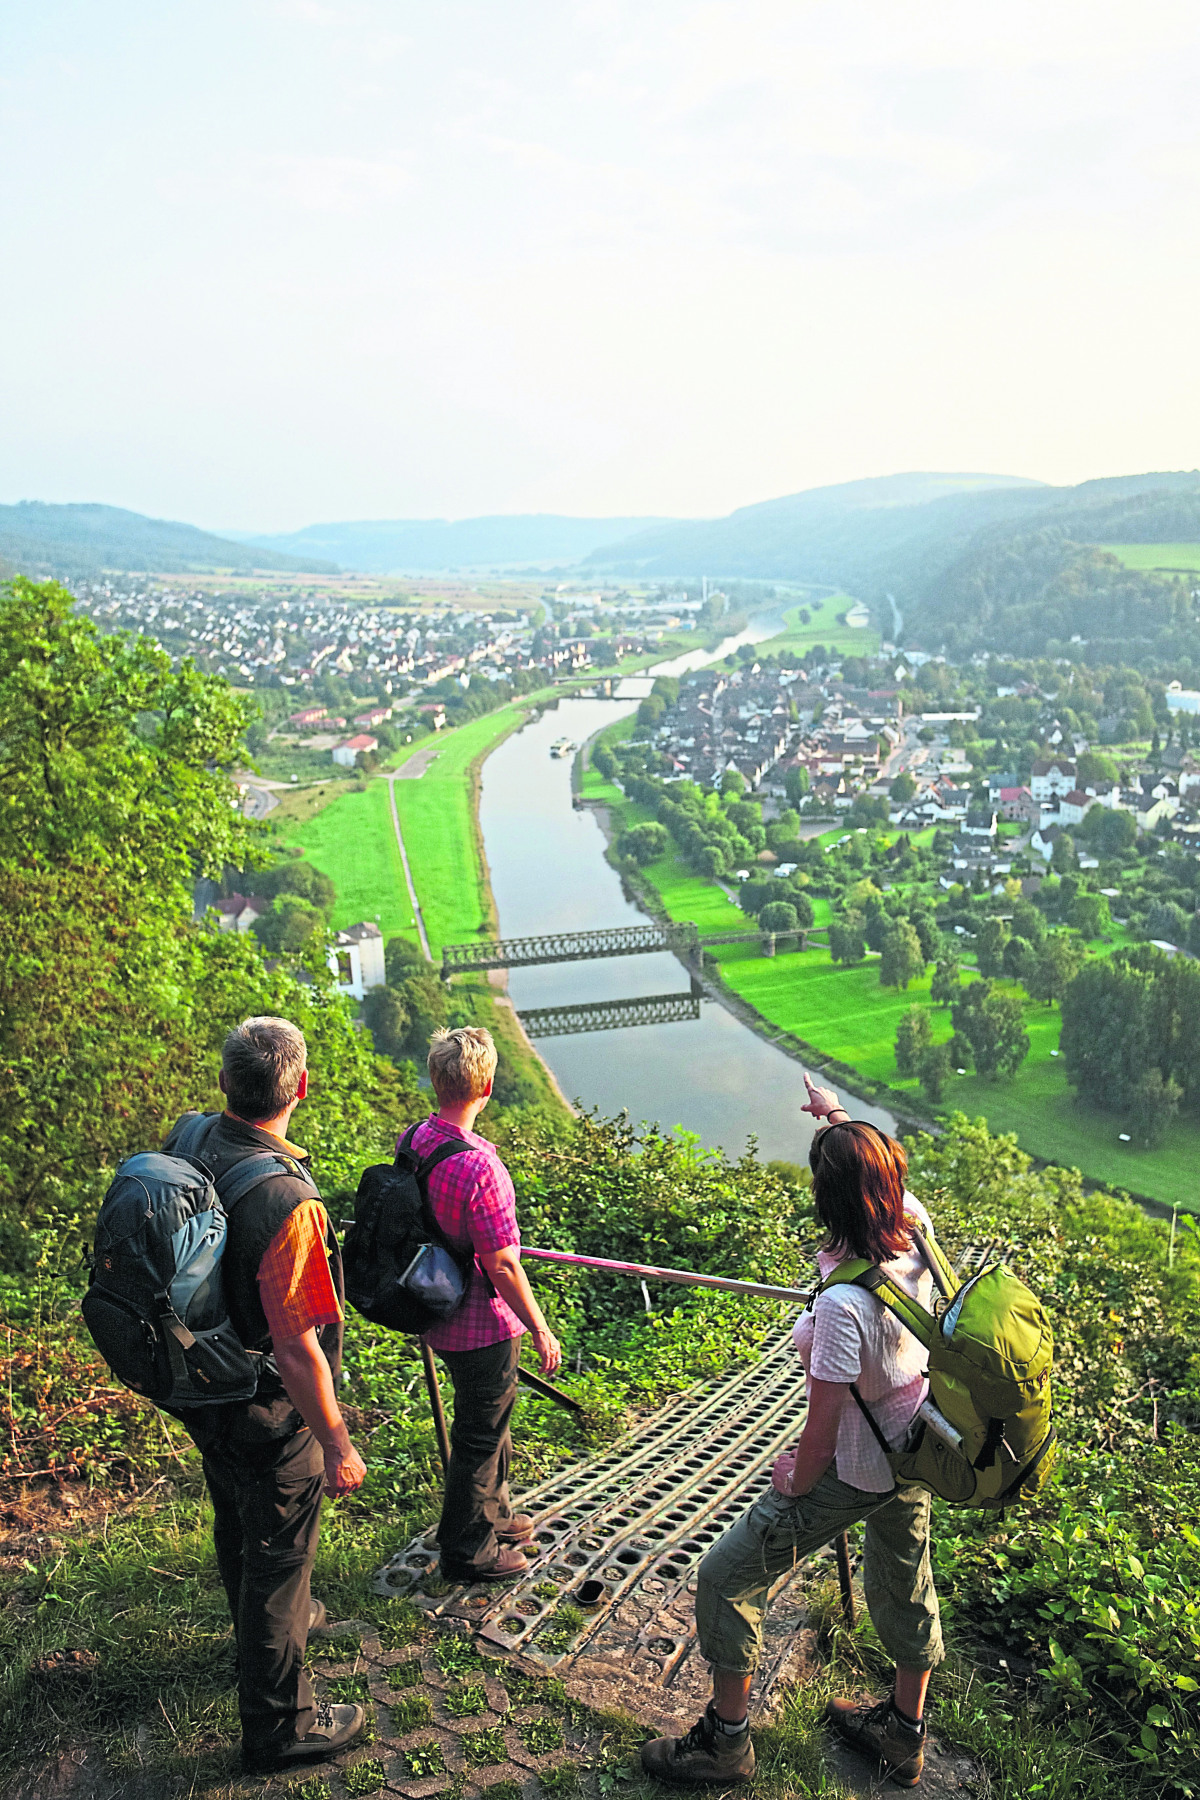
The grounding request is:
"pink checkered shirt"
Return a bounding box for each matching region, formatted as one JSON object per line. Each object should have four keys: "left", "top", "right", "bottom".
{"left": 407, "top": 1115, "right": 526, "bottom": 1354}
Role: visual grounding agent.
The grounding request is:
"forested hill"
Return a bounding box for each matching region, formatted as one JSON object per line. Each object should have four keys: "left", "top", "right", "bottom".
{"left": 583, "top": 471, "right": 1051, "bottom": 584}
{"left": 235, "top": 513, "right": 680, "bottom": 572}
{"left": 0, "top": 502, "right": 339, "bottom": 578}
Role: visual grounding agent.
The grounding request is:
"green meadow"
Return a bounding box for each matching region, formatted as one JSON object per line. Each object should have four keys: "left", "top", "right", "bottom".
{"left": 285, "top": 778, "right": 412, "bottom": 943}
{"left": 1102, "top": 541, "right": 1200, "bottom": 572}
{"left": 760, "top": 591, "right": 882, "bottom": 658}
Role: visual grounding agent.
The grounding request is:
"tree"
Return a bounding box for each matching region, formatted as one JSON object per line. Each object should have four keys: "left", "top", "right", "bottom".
{"left": 637, "top": 693, "right": 666, "bottom": 728}
{"left": 1026, "top": 931, "right": 1086, "bottom": 1006}
{"left": 760, "top": 900, "right": 799, "bottom": 936}
{"left": 952, "top": 980, "right": 1030, "bottom": 1079}
{"left": 385, "top": 935, "right": 427, "bottom": 986}
{"left": 908, "top": 910, "right": 940, "bottom": 965}
{"left": 895, "top": 1006, "right": 933, "bottom": 1077}
{"left": 889, "top": 771, "right": 917, "bottom": 803}
{"left": 720, "top": 769, "right": 746, "bottom": 797}
{"left": 930, "top": 956, "right": 961, "bottom": 1007}
{"left": 362, "top": 984, "right": 411, "bottom": 1061}
{"left": 0, "top": 576, "right": 256, "bottom": 904}
{"left": 917, "top": 1041, "right": 953, "bottom": 1104}
{"left": 738, "top": 876, "right": 774, "bottom": 915}
{"left": 879, "top": 918, "right": 925, "bottom": 989}
{"left": 1079, "top": 805, "right": 1137, "bottom": 856}
{"left": 592, "top": 742, "right": 618, "bottom": 781}
{"left": 789, "top": 889, "right": 816, "bottom": 930}
{"left": 699, "top": 844, "right": 727, "bottom": 877}
{"left": 975, "top": 916, "right": 1010, "bottom": 978}
{"left": 1051, "top": 831, "right": 1078, "bottom": 873}
{"left": 828, "top": 910, "right": 866, "bottom": 964}
{"left": 1003, "top": 934, "right": 1038, "bottom": 984}
{"left": 1077, "top": 751, "right": 1118, "bottom": 786}
{"left": 1069, "top": 891, "right": 1109, "bottom": 939}
{"left": 1130, "top": 1067, "right": 1182, "bottom": 1148}
{"left": 246, "top": 858, "right": 336, "bottom": 915}
{"left": 252, "top": 894, "right": 326, "bottom": 954}
{"left": 784, "top": 765, "right": 810, "bottom": 806}
{"left": 1011, "top": 896, "right": 1047, "bottom": 946}
{"left": 617, "top": 822, "right": 669, "bottom": 865}
{"left": 1145, "top": 899, "right": 1189, "bottom": 945}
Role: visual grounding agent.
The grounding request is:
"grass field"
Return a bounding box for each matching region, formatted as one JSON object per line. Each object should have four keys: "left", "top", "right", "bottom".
{"left": 754, "top": 592, "right": 881, "bottom": 659}
{"left": 1102, "top": 542, "right": 1200, "bottom": 572}
{"left": 391, "top": 706, "right": 530, "bottom": 955}
{"left": 285, "top": 778, "right": 413, "bottom": 942}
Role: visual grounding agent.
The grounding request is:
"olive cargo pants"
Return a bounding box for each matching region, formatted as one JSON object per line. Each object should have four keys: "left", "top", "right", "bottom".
{"left": 697, "top": 1470, "right": 944, "bottom": 1674}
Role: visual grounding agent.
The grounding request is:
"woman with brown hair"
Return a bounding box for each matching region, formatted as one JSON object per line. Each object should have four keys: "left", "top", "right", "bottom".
{"left": 641, "top": 1075, "right": 942, "bottom": 1791}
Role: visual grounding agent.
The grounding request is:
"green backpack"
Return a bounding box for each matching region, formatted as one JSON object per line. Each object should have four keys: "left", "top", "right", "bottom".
{"left": 816, "top": 1228, "right": 1056, "bottom": 1509}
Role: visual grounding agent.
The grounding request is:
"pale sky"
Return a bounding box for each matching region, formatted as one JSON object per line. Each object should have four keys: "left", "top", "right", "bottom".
{"left": 2, "top": 0, "right": 1198, "bottom": 532}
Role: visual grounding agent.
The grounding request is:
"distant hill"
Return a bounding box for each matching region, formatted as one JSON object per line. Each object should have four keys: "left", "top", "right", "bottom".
{"left": 911, "top": 474, "right": 1200, "bottom": 662}
{"left": 582, "top": 472, "right": 1050, "bottom": 586}
{"left": 0, "top": 503, "right": 339, "bottom": 578}
{"left": 234, "top": 514, "right": 680, "bottom": 574}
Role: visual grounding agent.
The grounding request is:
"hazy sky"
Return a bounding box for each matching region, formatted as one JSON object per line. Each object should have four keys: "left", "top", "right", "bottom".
{"left": 2, "top": 1, "right": 1198, "bottom": 531}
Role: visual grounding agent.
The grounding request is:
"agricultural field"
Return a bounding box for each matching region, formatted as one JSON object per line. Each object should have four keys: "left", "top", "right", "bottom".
{"left": 1102, "top": 541, "right": 1200, "bottom": 572}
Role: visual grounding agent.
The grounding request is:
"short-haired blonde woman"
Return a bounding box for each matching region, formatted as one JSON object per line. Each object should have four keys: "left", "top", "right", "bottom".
{"left": 409, "top": 1027, "right": 560, "bottom": 1583}
{"left": 642, "top": 1075, "right": 942, "bottom": 1790}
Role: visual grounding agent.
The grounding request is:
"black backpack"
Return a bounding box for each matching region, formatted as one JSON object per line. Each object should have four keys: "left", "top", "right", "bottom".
{"left": 342, "top": 1123, "right": 474, "bottom": 1333}
{"left": 82, "top": 1113, "right": 316, "bottom": 1409}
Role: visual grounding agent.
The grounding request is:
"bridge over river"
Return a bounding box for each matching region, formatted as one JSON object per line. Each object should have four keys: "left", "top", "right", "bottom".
{"left": 441, "top": 919, "right": 826, "bottom": 981}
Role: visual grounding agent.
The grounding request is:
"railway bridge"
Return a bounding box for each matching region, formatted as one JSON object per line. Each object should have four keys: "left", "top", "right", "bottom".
{"left": 440, "top": 919, "right": 828, "bottom": 980}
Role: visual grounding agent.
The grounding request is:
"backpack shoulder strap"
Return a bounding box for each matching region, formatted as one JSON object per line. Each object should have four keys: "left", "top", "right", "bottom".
{"left": 172, "top": 1110, "right": 219, "bottom": 1162}
{"left": 909, "top": 1224, "right": 958, "bottom": 1302}
{"left": 818, "top": 1261, "right": 938, "bottom": 1351}
{"left": 216, "top": 1152, "right": 319, "bottom": 1214}
{"left": 418, "top": 1139, "right": 473, "bottom": 1178}
{"left": 848, "top": 1383, "right": 896, "bottom": 1457}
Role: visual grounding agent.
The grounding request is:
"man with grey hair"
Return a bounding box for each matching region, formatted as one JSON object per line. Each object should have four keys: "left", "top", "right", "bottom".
{"left": 163, "top": 1016, "right": 367, "bottom": 1776}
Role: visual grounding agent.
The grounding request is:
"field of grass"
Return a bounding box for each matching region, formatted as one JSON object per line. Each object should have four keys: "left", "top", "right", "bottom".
{"left": 754, "top": 591, "right": 881, "bottom": 659}
{"left": 1102, "top": 541, "right": 1200, "bottom": 572}
{"left": 391, "top": 706, "right": 531, "bottom": 955}
{"left": 285, "top": 778, "right": 413, "bottom": 943}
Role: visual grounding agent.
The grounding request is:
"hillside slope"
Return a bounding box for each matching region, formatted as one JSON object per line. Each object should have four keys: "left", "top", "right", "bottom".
{"left": 237, "top": 513, "right": 680, "bottom": 572}
{"left": 0, "top": 502, "right": 338, "bottom": 577}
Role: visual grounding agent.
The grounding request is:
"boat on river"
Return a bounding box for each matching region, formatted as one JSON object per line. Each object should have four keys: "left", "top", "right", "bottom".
{"left": 549, "top": 737, "right": 576, "bottom": 758}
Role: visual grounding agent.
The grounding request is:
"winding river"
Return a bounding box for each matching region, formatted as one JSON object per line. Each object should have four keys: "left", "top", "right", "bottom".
{"left": 477, "top": 617, "right": 895, "bottom": 1163}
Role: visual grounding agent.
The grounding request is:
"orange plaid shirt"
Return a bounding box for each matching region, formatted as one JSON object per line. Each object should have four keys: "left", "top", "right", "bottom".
{"left": 257, "top": 1195, "right": 343, "bottom": 1344}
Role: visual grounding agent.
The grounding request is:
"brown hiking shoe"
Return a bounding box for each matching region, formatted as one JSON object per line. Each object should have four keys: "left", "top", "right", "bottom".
{"left": 641, "top": 1705, "right": 755, "bottom": 1785}
{"left": 496, "top": 1512, "right": 536, "bottom": 1541}
{"left": 826, "top": 1695, "right": 925, "bottom": 1788}
{"left": 243, "top": 1700, "right": 365, "bottom": 1773}
{"left": 441, "top": 1544, "right": 529, "bottom": 1583}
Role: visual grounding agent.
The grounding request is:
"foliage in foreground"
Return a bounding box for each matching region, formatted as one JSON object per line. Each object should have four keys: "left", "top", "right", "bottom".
{"left": 2, "top": 1113, "right": 1200, "bottom": 1795}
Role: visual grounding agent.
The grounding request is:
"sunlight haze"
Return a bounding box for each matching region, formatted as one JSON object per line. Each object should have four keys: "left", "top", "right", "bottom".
{"left": 2, "top": 0, "right": 1197, "bottom": 530}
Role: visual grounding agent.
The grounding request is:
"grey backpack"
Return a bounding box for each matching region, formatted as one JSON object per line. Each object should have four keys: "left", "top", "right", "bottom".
{"left": 82, "top": 1114, "right": 315, "bottom": 1409}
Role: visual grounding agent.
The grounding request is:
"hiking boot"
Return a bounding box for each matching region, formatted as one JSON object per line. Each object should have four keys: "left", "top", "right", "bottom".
{"left": 307, "top": 1597, "right": 327, "bottom": 1633}
{"left": 242, "top": 1700, "right": 365, "bottom": 1773}
{"left": 440, "top": 1544, "right": 529, "bottom": 1584}
{"left": 826, "top": 1694, "right": 925, "bottom": 1788}
{"left": 641, "top": 1704, "right": 755, "bottom": 1785}
{"left": 496, "top": 1513, "right": 536, "bottom": 1542}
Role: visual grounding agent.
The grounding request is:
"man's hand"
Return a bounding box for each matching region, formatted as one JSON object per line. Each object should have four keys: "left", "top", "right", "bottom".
{"left": 323, "top": 1438, "right": 366, "bottom": 1498}
{"left": 531, "top": 1326, "right": 562, "bottom": 1375}
{"left": 771, "top": 1452, "right": 799, "bottom": 1496}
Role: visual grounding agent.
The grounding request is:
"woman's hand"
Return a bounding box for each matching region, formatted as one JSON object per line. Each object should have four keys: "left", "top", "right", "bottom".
{"left": 771, "top": 1451, "right": 799, "bottom": 1496}
{"left": 531, "top": 1326, "right": 562, "bottom": 1375}
{"left": 802, "top": 1070, "right": 843, "bottom": 1119}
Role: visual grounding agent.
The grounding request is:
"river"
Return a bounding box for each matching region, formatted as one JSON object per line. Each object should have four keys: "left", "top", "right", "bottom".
{"left": 477, "top": 615, "right": 895, "bottom": 1163}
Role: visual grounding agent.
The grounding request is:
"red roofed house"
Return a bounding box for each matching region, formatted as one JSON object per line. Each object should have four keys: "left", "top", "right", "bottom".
{"left": 332, "top": 733, "right": 379, "bottom": 767}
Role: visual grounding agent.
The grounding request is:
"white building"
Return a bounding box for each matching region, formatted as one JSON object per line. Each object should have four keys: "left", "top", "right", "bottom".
{"left": 328, "top": 921, "right": 387, "bottom": 999}
{"left": 332, "top": 733, "right": 379, "bottom": 767}
{"left": 1166, "top": 682, "right": 1200, "bottom": 715}
{"left": 1030, "top": 758, "right": 1077, "bottom": 803}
